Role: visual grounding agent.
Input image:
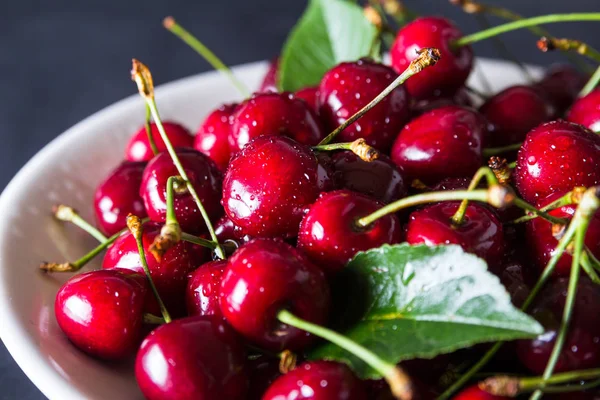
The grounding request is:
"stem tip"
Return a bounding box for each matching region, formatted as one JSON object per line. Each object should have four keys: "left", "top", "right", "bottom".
{"left": 351, "top": 139, "right": 379, "bottom": 162}
{"left": 386, "top": 366, "right": 414, "bottom": 400}
{"left": 488, "top": 157, "right": 512, "bottom": 184}
{"left": 487, "top": 184, "right": 515, "bottom": 208}
{"left": 39, "top": 262, "right": 75, "bottom": 273}
{"left": 126, "top": 214, "right": 143, "bottom": 239}
{"left": 149, "top": 222, "right": 182, "bottom": 262}
{"left": 479, "top": 376, "right": 520, "bottom": 397}
{"left": 131, "top": 59, "right": 154, "bottom": 99}
{"left": 411, "top": 48, "right": 441, "bottom": 73}
{"left": 163, "top": 16, "right": 175, "bottom": 29}
{"left": 278, "top": 350, "right": 298, "bottom": 374}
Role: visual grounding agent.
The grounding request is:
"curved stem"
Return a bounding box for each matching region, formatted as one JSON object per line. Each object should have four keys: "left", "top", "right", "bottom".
{"left": 313, "top": 139, "right": 379, "bottom": 162}
{"left": 149, "top": 176, "right": 183, "bottom": 261}
{"left": 512, "top": 198, "right": 568, "bottom": 226}
{"left": 580, "top": 251, "right": 600, "bottom": 284}
{"left": 180, "top": 232, "right": 217, "bottom": 249}
{"left": 54, "top": 205, "right": 107, "bottom": 243}
{"left": 451, "top": 167, "right": 498, "bottom": 225}
{"left": 144, "top": 103, "right": 159, "bottom": 156}
{"left": 580, "top": 65, "right": 600, "bottom": 97}
{"left": 510, "top": 189, "right": 583, "bottom": 224}
{"left": 482, "top": 143, "right": 523, "bottom": 158}
{"left": 165, "top": 176, "right": 180, "bottom": 226}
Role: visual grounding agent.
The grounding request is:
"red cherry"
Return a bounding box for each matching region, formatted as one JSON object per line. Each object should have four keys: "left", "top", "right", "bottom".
{"left": 93, "top": 161, "right": 147, "bottom": 236}
{"left": 219, "top": 238, "right": 330, "bottom": 351}
{"left": 534, "top": 64, "right": 588, "bottom": 117}
{"left": 429, "top": 177, "right": 471, "bottom": 192}
{"left": 391, "top": 106, "right": 487, "bottom": 185}
{"left": 214, "top": 214, "right": 251, "bottom": 244}
{"left": 298, "top": 190, "right": 402, "bottom": 273}
{"left": 222, "top": 135, "right": 332, "bottom": 238}
{"left": 452, "top": 384, "right": 509, "bottom": 400}
{"left": 55, "top": 269, "right": 147, "bottom": 360}
{"left": 194, "top": 103, "right": 237, "bottom": 171}
{"left": 262, "top": 361, "right": 368, "bottom": 400}
{"left": 567, "top": 89, "right": 600, "bottom": 132}
{"left": 185, "top": 260, "right": 226, "bottom": 317}
{"left": 125, "top": 121, "right": 194, "bottom": 162}
{"left": 229, "top": 92, "right": 325, "bottom": 153}
{"left": 514, "top": 120, "right": 600, "bottom": 204}
{"left": 412, "top": 87, "right": 473, "bottom": 116}
{"left": 259, "top": 57, "right": 279, "bottom": 93}
{"left": 135, "top": 316, "right": 248, "bottom": 400}
{"left": 318, "top": 59, "right": 411, "bottom": 151}
{"left": 140, "top": 149, "right": 223, "bottom": 233}
{"left": 295, "top": 86, "right": 320, "bottom": 113}
{"left": 390, "top": 16, "right": 473, "bottom": 100}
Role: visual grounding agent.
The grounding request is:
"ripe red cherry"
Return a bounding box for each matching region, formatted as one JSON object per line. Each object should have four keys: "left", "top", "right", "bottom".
{"left": 214, "top": 214, "right": 251, "bottom": 244}
{"left": 453, "top": 384, "right": 509, "bottom": 400}
{"left": 298, "top": 190, "right": 402, "bottom": 273}
{"left": 391, "top": 106, "right": 487, "bottom": 185}
{"left": 135, "top": 315, "right": 248, "bottom": 400}
{"left": 514, "top": 120, "right": 600, "bottom": 204}
{"left": 125, "top": 121, "right": 194, "bottom": 162}
{"left": 567, "top": 89, "right": 600, "bottom": 132}
{"left": 194, "top": 103, "right": 237, "bottom": 171}
{"left": 480, "top": 85, "right": 551, "bottom": 147}
{"left": 406, "top": 201, "right": 504, "bottom": 266}
{"left": 295, "top": 86, "right": 320, "bottom": 113}
{"left": 222, "top": 135, "right": 332, "bottom": 238}
{"left": 55, "top": 269, "right": 147, "bottom": 360}
{"left": 229, "top": 92, "right": 325, "bottom": 152}
{"left": 390, "top": 16, "right": 473, "bottom": 100}
{"left": 140, "top": 148, "right": 223, "bottom": 233}
{"left": 93, "top": 161, "right": 147, "bottom": 236}
{"left": 318, "top": 59, "right": 411, "bottom": 151}
{"left": 516, "top": 277, "right": 600, "bottom": 374}
{"left": 262, "top": 361, "right": 368, "bottom": 400}
{"left": 259, "top": 57, "right": 279, "bottom": 93}
{"left": 412, "top": 87, "right": 473, "bottom": 116}
{"left": 219, "top": 238, "right": 330, "bottom": 351}
{"left": 185, "top": 260, "right": 226, "bottom": 317}
{"left": 534, "top": 64, "right": 588, "bottom": 117}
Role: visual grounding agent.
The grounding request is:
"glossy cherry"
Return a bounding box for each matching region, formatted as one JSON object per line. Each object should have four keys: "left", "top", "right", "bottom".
{"left": 298, "top": 190, "right": 402, "bottom": 273}
{"left": 135, "top": 315, "right": 248, "bottom": 400}
{"left": 214, "top": 214, "right": 251, "bottom": 244}
{"left": 219, "top": 238, "right": 330, "bottom": 351}
{"left": 93, "top": 161, "right": 147, "bottom": 236}
{"left": 452, "top": 384, "right": 509, "bottom": 400}
{"left": 222, "top": 135, "right": 332, "bottom": 238}
{"left": 55, "top": 269, "right": 147, "bottom": 360}
{"left": 125, "top": 121, "right": 194, "bottom": 162}
{"left": 185, "top": 260, "right": 226, "bottom": 317}
{"left": 229, "top": 92, "right": 325, "bottom": 152}
{"left": 514, "top": 120, "right": 600, "bottom": 204}
{"left": 295, "top": 86, "right": 320, "bottom": 113}
{"left": 259, "top": 57, "right": 279, "bottom": 93}
{"left": 534, "top": 64, "right": 588, "bottom": 117}
{"left": 140, "top": 148, "right": 223, "bottom": 233}
{"left": 391, "top": 105, "right": 487, "bottom": 184}
{"left": 411, "top": 87, "right": 473, "bottom": 116}
{"left": 262, "top": 361, "right": 368, "bottom": 400}
{"left": 390, "top": 16, "right": 473, "bottom": 100}
{"left": 567, "top": 89, "right": 600, "bottom": 132}
{"left": 194, "top": 103, "right": 237, "bottom": 171}
{"left": 516, "top": 277, "right": 600, "bottom": 374}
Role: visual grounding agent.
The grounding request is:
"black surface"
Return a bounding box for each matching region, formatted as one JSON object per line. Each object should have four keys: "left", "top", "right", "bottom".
{"left": 1, "top": 0, "right": 600, "bottom": 398}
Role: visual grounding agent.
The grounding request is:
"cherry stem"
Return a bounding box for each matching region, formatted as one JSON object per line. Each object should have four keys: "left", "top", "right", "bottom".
{"left": 580, "top": 251, "right": 600, "bottom": 284}
{"left": 278, "top": 350, "right": 298, "bottom": 374}
{"left": 510, "top": 188, "right": 586, "bottom": 224}
{"left": 312, "top": 139, "right": 380, "bottom": 162}
{"left": 580, "top": 65, "right": 600, "bottom": 97}
{"left": 318, "top": 47, "right": 441, "bottom": 146}
{"left": 482, "top": 143, "right": 523, "bottom": 158}
{"left": 537, "top": 36, "right": 600, "bottom": 64}
{"left": 180, "top": 232, "right": 217, "bottom": 249}
{"left": 488, "top": 157, "right": 512, "bottom": 185}
{"left": 144, "top": 103, "right": 159, "bottom": 156}
{"left": 587, "top": 250, "right": 600, "bottom": 272}
{"left": 163, "top": 17, "right": 250, "bottom": 97}
{"left": 451, "top": 167, "right": 498, "bottom": 225}
{"left": 150, "top": 176, "right": 184, "bottom": 261}
{"left": 143, "top": 314, "right": 166, "bottom": 325}
{"left": 131, "top": 59, "right": 225, "bottom": 260}
{"left": 512, "top": 198, "right": 568, "bottom": 226}
{"left": 542, "top": 378, "right": 600, "bottom": 394}
{"left": 53, "top": 205, "right": 107, "bottom": 243}
{"left": 277, "top": 309, "right": 413, "bottom": 400}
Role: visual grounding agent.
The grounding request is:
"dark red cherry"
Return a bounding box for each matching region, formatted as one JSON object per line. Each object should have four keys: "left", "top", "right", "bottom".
{"left": 259, "top": 57, "right": 279, "bottom": 93}
{"left": 219, "top": 238, "right": 330, "bottom": 351}
{"left": 135, "top": 315, "right": 248, "bottom": 400}
{"left": 295, "top": 86, "right": 320, "bottom": 113}
{"left": 185, "top": 260, "right": 226, "bottom": 317}
{"left": 391, "top": 106, "right": 487, "bottom": 185}
{"left": 298, "top": 190, "right": 402, "bottom": 273}
{"left": 140, "top": 148, "right": 223, "bottom": 233}
{"left": 94, "top": 161, "right": 147, "bottom": 236}
{"left": 222, "top": 135, "right": 332, "bottom": 238}
{"left": 390, "top": 16, "right": 473, "bottom": 100}
{"left": 247, "top": 356, "right": 281, "bottom": 400}
{"left": 262, "top": 361, "right": 368, "bottom": 400}
{"left": 229, "top": 92, "right": 325, "bottom": 152}
{"left": 480, "top": 85, "right": 552, "bottom": 147}
{"left": 516, "top": 277, "right": 600, "bottom": 374}
{"left": 125, "top": 121, "right": 194, "bottom": 162}
{"left": 318, "top": 59, "right": 411, "bottom": 151}
{"left": 567, "top": 89, "right": 600, "bottom": 132}
{"left": 214, "top": 214, "right": 251, "bottom": 244}
{"left": 452, "top": 384, "right": 509, "bottom": 400}
{"left": 514, "top": 120, "right": 600, "bottom": 204}
{"left": 55, "top": 269, "right": 147, "bottom": 360}
{"left": 406, "top": 201, "right": 504, "bottom": 266}
{"left": 534, "top": 64, "right": 588, "bottom": 117}
{"left": 429, "top": 177, "right": 471, "bottom": 192}
{"left": 194, "top": 103, "right": 237, "bottom": 171}
{"left": 412, "top": 87, "right": 473, "bottom": 116}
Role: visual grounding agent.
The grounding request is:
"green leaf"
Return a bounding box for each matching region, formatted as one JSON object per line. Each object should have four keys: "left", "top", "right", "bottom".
{"left": 278, "top": 0, "right": 379, "bottom": 92}
{"left": 309, "top": 244, "right": 543, "bottom": 379}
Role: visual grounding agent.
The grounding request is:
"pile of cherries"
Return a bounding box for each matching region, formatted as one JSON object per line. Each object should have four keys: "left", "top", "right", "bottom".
{"left": 44, "top": 12, "right": 600, "bottom": 400}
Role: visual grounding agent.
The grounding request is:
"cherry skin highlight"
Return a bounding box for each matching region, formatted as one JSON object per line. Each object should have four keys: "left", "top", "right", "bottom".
{"left": 567, "top": 89, "right": 600, "bottom": 132}
{"left": 185, "top": 260, "right": 226, "bottom": 317}
{"left": 125, "top": 121, "right": 194, "bottom": 162}
{"left": 194, "top": 103, "right": 237, "bottom": 171}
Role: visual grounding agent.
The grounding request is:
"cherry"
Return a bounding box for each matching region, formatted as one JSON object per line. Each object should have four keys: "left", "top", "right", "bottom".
{"left": 516, "top": 277, "right": 600, "bottom": 375}
{"left": 318, "top": 58, "right": 411, "bottom": 151}
{"left": 259, "top": 57, "right": 279, "bottom": 93}
{"left": 214, "top": 214, "right": 251, "bottom": 244}
{"left": 479, "top": 85, "right": 552, "bottom": 147}
{"left": 452, "top": 384, "right": 509, "bottom": 400}
{"left": 514, "top": 120, "right": 600, "bottom": 204}
{"left": 412, "top": 87, "right": 473, "bottom": 116}
{"left": 194, "top": 103, "right": 237, "bottom": 171}
{"left": 262, "top": 361, "right": 368, "bottom": 400}
{"left": 295, "top": 86, "right": 320, "bottom": 114}
{"left": 55, "top": 269, "right": 147, "bottom": 360}
{"left": 567, "top": 89, "right": 600, "bottom": 132}
{"left": 222, "top": 135, "right": 332, "bottom": 238}
{"left": 534, "top": 64, "right": 588, "bottom": 117}
{"left": 247, "top": 356, "right": 281, "bottom": 400}
{"left": 125, "top": 121, "right": 194, "bottom": 162}
{"left": 140, "top": 148, "right": 223, "bottom": 233}
{"left": 185, "top": 260, "right": 226, "bottom": 317}
{"left": 390, "top": 16, "right": 473, "bottom": 100}
{"left": 135, "top": 315, "right": 248, "bottom": 400}
{"left": 298, "top": 190, "right": 402, "bottom": 273}
{"left": 391, "top": 106, "right": 487, "bottom": 185}
{"left": 429, "top": 177, "right": 471, "bottom": 192}
{"left": 93, "top": 161, "right": 147, "bottom": 236}
{"left": 229, "top": 92, "right": 325, "bottom": 153}
{"left": 219, "top": 238, "right": 330, "bottom": 351}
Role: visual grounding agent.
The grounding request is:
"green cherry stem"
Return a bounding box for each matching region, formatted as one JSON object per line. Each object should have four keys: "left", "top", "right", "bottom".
{"left": 451, "top": 167, "right": 498, "bottom": 225}
{"left": 512, "top": 198, "right": 568, "bottom": 226}
{"left": 149, "top": 176, "right": 184, "bottom": 261}
{"left": 144, "top": 103, "right": 159, "bottom": 156}
{"left": 580, "top": 251, "right": 600, "bottom": 284}
{"left": 510, "top": 188, "right": 586, "bottom": 224}
{"left": 277, "top": 310, "right": 413, "bottom": 400}
{"left": 542, "top": 378, "right": 600, "bottom": 394}
{"left": 318, "top": 47, "right": 441, "bottom": 146}
{"left": 312, "top": 139, "right": 380, "bottom": 162}
{"left": 180, "top": 232, "right": 217, "bottom": 249}
{"left": 482, "top": 142, "right": 523, "bottom": 158}
{"left": 163, "top": 17, "right": 250, "bottom": 97}
{"left": 586, "top": 249, "right": 600, "bottom": 272}
{"left": 143, "top": 314, "right": 166, "bottom": 325}
{"left": 53, "top": 205, "right": 107, "bottom": 243}
{"left": 537, "top": 36, "right": 600, "bottom": 64}
{"left": 580, "top": 65, "right": 600, "bottom": 97}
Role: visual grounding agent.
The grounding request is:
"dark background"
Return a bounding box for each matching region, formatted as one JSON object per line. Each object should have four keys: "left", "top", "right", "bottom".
{"left": 1, "top": 0, "right": 599, "bottom": 398}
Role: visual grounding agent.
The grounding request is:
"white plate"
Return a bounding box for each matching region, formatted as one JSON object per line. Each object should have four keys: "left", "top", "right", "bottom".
{"left": 0, "top": 58, "right": 542, "bottom": 400}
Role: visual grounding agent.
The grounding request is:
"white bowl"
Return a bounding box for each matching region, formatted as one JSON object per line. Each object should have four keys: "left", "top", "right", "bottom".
{"left": 0, "top": 58, "right": 542, "bottom": 400}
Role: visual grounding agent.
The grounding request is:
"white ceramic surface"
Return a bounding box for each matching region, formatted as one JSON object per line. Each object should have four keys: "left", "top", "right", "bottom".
{"left": 0, "top": 58, "right": 543, "bottom": 400}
